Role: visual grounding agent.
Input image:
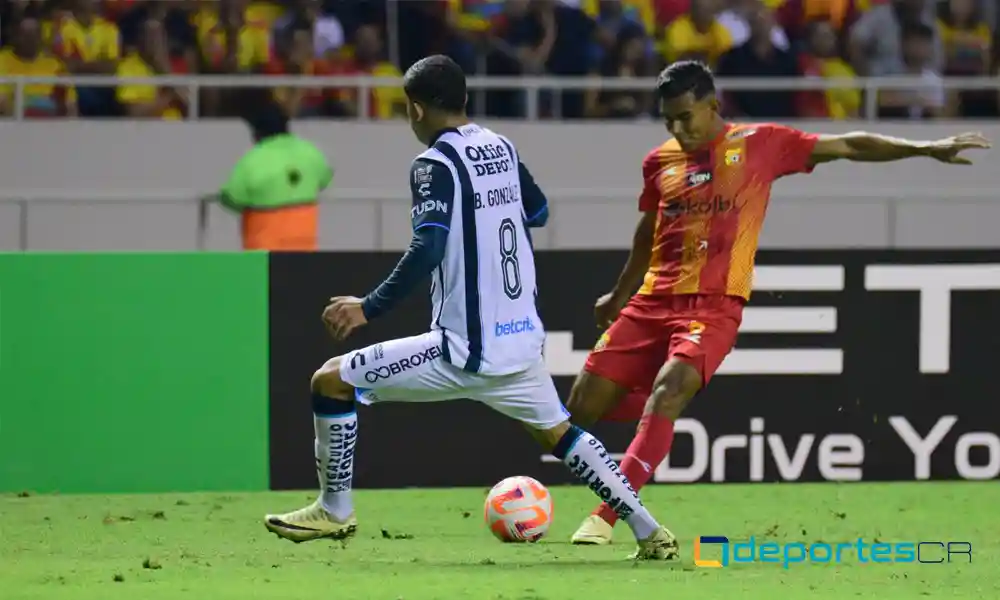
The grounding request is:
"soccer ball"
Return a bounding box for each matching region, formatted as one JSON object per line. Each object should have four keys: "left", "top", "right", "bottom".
{"left": 484, "top": 476, "right": 553, "bottom": 543}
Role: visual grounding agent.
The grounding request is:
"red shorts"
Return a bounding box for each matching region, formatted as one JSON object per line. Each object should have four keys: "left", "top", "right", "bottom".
{"left": 583, "top": 294, "right": 744, "bottom": 422}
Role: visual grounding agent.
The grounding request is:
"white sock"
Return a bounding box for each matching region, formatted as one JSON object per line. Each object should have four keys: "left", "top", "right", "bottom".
{"left": 314, "top": 411, "right": 358, "bottom": 521}
{"left": 558, "top": 426, "right": 659, "bottom": 540}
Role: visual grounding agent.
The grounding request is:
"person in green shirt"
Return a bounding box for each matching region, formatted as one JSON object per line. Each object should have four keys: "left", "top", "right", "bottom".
{"left": 216, "top": 88, "right": 333, "bottom": 251}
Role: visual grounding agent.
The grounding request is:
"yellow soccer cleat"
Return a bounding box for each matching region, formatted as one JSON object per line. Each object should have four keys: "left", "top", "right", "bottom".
{"left": 628, "top": 526, "right": 680, "bottom": 561}
{"left": 264, "top": 501, "right": 357, "bottom": 543}
{"left": 571, "top": 514, "right": 614, "bottom": 545}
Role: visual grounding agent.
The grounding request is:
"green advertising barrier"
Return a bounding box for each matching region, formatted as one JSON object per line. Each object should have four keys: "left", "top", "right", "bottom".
{"left": 0, "top": 253, "right": 269, "bottom": 494}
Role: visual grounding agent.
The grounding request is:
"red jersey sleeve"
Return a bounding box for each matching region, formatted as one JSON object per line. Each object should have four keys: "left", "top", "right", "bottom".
{"left": 638, "top": 149, "right": 663, "bottom": 212}
{"left": 761, "top": 124, "right": 820, "bottom": 179}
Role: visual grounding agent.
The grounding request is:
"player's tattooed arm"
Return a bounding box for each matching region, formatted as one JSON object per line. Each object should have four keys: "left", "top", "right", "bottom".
{"left": 613, "top": 211, "right": 655, "bottom": 294}
{"left": 594, "top": 211, "right": 655, "bottom": 327}
{"left": 518, "top": 161, "right": 549, "bottom": 228}
{"left": 359, "top": 158, "right": 453, "bottom": 321}
{"left": 809, "top": 132, "right": 991, "bottom": 166}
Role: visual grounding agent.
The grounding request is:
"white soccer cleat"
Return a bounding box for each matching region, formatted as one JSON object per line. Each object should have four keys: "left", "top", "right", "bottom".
{"left": 264, "top": 500, "right": 357, "bottom": 543}
{"left": 571, "top": 514, "right": 614, "bottom": 545}
{"left": 629, "top": 526, "right": 680, "bottom": 561}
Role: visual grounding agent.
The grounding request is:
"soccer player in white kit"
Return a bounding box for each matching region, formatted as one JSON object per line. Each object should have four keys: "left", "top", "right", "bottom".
{"left": 263, "top": 55, "right": 678, "bottom": 560}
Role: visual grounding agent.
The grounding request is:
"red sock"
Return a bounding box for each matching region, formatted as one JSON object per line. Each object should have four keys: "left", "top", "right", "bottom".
{"left": 594, "top": 413, "right": 675, "bottom": 526}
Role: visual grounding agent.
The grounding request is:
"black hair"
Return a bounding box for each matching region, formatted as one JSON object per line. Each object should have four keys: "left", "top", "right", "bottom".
{"left": 901, "top": 23, "right": 936, "bottom": 43}
{"left": 403, "top": 54, "right": 467, "bottom": 113}
{"left": 235, "top": 87, "right": 289, "bottom": 139}
{"left": 656, "top": 60, "right": 716, "bottom": 101}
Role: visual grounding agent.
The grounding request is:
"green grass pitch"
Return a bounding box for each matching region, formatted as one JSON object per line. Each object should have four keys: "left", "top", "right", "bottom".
{"left": 2, "top": 482, "right": 996, "bottom": 600}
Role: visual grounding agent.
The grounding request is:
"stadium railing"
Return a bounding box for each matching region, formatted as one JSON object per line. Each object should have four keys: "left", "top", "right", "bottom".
{"left": 3, "top": 193, "right": 996, "bottom": 251}
{"left": 2, "top": 74, "right": 999, "bottom": 121}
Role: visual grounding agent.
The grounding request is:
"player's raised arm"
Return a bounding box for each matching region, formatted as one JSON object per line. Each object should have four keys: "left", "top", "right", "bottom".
{"left": 808, "top": 131, "right": 991, "bottom": 166}
{"left": 358, "top": 158, "right": 454, "bottom": 322}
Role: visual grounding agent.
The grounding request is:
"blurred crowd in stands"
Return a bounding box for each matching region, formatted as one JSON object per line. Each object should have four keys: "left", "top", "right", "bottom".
{"left": 0, "top": 0, "right": 997, "bottom": 120}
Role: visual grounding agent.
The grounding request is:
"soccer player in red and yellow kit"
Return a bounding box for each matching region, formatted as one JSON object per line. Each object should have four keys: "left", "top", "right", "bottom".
{"left": 568, "top": 60, "right": 990, "bottom": 546}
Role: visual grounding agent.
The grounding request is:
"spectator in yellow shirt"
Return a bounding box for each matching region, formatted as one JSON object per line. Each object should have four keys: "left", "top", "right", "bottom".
{"left": 245, "top": 1, "right": 286, "bottom": 28}
{"left": 0, "top": 17, "right": 77, "bottom": 118}
{"left": 192, "top": 0, "right": 272, "bottom": 117}
{"left": 193, "top": 0, "right": 272, "bottom": 73}
{"left": 331, "top": 25, "right": 406, "bottom": 120}
{"left": 938, "top": 0, "right": 994, "bottom": 116}
{"left": 46, "top": 0, "right": 120, "bottom": 116}
{"left": 938, "top": 0, "right": 991, "bottom": 75}
{"left": 116, "top": 18, "right": 188, "bottom": 120}
{"left": 49, "top": 0, "right": 120, "bottom": 74}
{"left": 662, "top": 0, "right": 733, "bottom": 66}
{"left": 798, "top": 20, "right": 861, "bottom": 118}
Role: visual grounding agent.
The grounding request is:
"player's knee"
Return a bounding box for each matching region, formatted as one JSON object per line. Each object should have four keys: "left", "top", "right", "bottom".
{"left": 565, "top": 373, "right": 612, "bottom": 428}
{"left": 649, "top": 362, "right": 701, "bottom": 418}
{"left": 311, "top": 356, "right": 353, "bottom": 399}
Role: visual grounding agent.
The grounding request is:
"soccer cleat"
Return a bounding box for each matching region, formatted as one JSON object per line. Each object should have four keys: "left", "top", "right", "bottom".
{"left": 571, "top": 514, "right": 614, "bottom": 545}
{"left": 628, "top": 526, "right": 680, "bottom": 561}
{"left": 264, "top": 501, "right": 357, "bottom": 543}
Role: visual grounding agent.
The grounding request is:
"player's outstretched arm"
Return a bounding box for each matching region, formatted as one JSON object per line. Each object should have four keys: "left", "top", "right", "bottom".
{"left": 808, "top": 131, "right": 991, "bottom": 166}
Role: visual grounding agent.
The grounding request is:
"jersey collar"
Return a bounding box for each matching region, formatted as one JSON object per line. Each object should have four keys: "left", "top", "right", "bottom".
{"left": 427, "top": 127, "right": 461, "bottom": 147}
{"left": 688, "top": 122, "right": 733, "bottom": 153}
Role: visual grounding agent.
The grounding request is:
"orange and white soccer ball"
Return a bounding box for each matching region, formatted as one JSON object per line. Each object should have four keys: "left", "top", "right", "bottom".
{"left": 484, "top": 476, "right": 553, "bottom": 542}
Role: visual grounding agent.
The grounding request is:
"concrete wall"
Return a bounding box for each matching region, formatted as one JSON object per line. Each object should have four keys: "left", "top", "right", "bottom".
{"left": 1, "top": 120, "right": 998, "bottom": 250}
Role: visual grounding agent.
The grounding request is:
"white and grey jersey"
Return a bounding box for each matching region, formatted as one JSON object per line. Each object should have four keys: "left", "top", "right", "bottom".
{"left": 414, "top": 123, "right": 547, "bottom": 376}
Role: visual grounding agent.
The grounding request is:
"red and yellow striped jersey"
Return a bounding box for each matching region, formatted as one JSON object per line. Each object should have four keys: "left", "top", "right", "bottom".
{"left": 637, "top": 123, "right": 819, "bottom": 301}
